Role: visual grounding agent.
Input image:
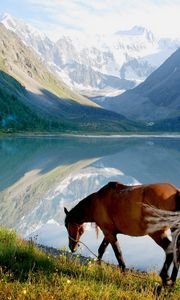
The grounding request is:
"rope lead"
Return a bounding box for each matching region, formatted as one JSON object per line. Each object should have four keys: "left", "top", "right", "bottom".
{"left": 69, "top": 235, "right": 99, "bottom": 259}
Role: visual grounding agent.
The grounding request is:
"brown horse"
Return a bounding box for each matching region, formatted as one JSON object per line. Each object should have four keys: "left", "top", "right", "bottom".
{"left": 64, "top": 182, "right": 180, "bottom": 286}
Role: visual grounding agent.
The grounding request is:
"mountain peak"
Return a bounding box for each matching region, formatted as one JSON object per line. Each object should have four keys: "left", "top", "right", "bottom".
{"left": 0, "top": 12, "right": 46, "bottom": 41}
{"left": 0, "top": 12, "right": 17, "bottom": 32}
{"left": 115, "top": 26, "right": 155, "bottom": 42}
{"left": 115, "top": 26, "right": 146, "bottom": 36}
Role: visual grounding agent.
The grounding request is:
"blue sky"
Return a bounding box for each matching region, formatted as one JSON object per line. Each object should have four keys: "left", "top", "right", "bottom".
{"left": 0, "top": 0, "right": 180, "bottom": 40}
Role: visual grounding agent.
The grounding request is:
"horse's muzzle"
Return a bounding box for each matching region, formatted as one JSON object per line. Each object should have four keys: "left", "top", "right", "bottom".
{"left": 69, "top": 243, "right": 79, "bottom": 253}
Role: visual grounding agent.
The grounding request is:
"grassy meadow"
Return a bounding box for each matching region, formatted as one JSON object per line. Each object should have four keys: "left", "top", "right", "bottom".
{"left": 0, "top": 226, "right": 179, "bottom": 300}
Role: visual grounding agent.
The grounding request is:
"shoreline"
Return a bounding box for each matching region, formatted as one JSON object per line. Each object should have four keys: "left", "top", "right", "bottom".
{"left": 37, "top": 244, "right": 97, "bottom": 264}
{"left": 1, "top": 132, "right": 180, "bottom": 139}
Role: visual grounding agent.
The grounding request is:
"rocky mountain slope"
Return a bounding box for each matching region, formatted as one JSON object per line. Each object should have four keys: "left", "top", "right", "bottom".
{"left": 101, "top": 48, "right": 180, "bottom": 130}
{"left": 0, "top": 23, "right": 139, "bottom": 133}
{"left": 1, "top": 13, "right": 180, "bottom": 96}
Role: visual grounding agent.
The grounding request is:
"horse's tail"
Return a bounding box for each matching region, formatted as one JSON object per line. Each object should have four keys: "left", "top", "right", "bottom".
{"left": 144, "top": 191, "right": 180, "bottom": 233}
{"left": 144, "top": 191, "right": 180, "bottom": 267}
{"left": 144, "top": 205, "right": 180, "bottom": 234}
{"left": 173, "top": 228, "right": 180, "bottom": 267}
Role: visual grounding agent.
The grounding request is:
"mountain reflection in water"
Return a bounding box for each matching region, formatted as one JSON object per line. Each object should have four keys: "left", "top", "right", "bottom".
{"left": 0, "top": 136, "right": 180, "bottom": 271}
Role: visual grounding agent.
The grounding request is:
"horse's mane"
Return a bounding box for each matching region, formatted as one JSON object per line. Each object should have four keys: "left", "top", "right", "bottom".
{"left": 66, "top": 197, "right": 100, "bottom": 238}
{"left": 98, "top": 181, "right": 128, "bottom": 193}
{"left": 65, "top": 193, "right": 94, "bottom": 224}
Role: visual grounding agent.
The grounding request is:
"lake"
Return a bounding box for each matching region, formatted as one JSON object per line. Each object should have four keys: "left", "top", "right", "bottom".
{"left": 0, "top": 135, "right": 180, "bottom": 272}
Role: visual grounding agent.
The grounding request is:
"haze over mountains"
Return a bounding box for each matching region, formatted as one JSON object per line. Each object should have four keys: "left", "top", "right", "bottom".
{"left": 1, "top": 13, "right": 180, "bottom": 97}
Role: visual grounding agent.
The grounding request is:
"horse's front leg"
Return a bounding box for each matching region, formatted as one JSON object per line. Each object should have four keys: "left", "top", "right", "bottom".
{"left": 102, "top": 229, "right": 126, "bottom": 271}
{"left": 97, "top": 237, "right": 109, "bottom": 263}
{"left": 107, "top": 234, "right": 126, "bottom": 271}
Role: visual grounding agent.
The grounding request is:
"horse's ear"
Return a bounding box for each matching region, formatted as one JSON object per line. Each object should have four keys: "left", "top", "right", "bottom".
{"left": 64, "top": 207, "right": 69, "bottom": 215}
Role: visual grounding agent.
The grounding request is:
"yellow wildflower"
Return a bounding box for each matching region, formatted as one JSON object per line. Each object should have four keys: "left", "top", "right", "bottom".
{"left": 22, "top": 289, "right": 27, "bottom": 295}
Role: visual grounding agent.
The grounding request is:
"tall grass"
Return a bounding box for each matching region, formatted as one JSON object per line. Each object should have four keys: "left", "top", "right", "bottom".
{"left": 0, "top": 226, "right": 179, "bottom": 299}
{"left": 0, "top": 227, "right": 54, "bottom": 281}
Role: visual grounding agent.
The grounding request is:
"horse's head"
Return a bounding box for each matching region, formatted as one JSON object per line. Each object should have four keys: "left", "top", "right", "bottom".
{"left": 64, "top": 207, "right": 85, "bottom": 252}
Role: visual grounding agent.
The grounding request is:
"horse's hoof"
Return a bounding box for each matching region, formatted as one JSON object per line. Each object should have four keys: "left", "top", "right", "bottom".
{"left": 124, "top": 267, "right": 131, "bottom": 272}
{"left": 97, "top": 260, "right": 102, "bottom": 265}
{"left": 163, "top": 279, "right": 174, "bottom": 287}
{"left": 120, "top": 266, "right": 126, "bottom": 273}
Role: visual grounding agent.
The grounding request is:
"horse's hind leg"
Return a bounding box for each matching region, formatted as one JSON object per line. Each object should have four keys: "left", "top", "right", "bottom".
{"left": 97, "top": 238, "right": 109, "bottom": 263}
{"left": 159, "top": 253, "right": 173, "bottom": 285}
{"left": 150, "top": 231, "right": 173, "bottom": 285}
{"left": 170, "top": 262, "right": 180, "bottom": 284}
{"left": 170, "top": 234, "right": 180, "bottom": 284}
{"left": 159, "top": 240, "right": 180, "bottom": 286}
{"left": 160, "top": 244, "right": 180, "bottom": 285}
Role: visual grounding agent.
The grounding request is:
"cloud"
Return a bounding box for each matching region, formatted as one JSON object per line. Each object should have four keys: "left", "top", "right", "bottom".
{"left": 24, "top": 0, "right": 180, "bottom": 40}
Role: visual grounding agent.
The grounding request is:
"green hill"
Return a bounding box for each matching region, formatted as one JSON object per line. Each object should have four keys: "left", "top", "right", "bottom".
{"left": 0, "top": 24, "right": 139, "bottom": 134}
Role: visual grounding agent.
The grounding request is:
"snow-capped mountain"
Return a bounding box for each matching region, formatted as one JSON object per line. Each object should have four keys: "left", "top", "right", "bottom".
{"left": 1, "top": 13, "right": 180, "bottom": 96}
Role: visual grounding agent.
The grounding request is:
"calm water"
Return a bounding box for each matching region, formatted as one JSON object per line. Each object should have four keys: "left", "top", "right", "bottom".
{"left": 0, "top": 136, "right": 180, "bottom": 272}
